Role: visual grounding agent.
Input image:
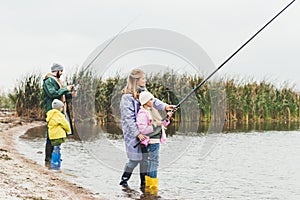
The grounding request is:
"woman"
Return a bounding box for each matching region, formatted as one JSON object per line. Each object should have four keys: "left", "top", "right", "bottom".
{"left": 119, "top": 68, "right": 174, "bottom": 189}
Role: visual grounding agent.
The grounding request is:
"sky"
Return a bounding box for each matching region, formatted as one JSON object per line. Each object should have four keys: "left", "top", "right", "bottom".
{"left": 0, "top": 0, "right": 299, "bottom": 93}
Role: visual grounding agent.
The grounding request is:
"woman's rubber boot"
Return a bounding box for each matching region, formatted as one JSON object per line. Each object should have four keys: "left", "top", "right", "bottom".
{"left": 119, "top": 167, "right": 134, "bottom": 188}
{"left": 140, "top": 172, "right": 147, "bottom": 191}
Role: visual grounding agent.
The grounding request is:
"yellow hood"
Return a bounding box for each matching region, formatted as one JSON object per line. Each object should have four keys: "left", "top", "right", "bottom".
{"left": 46, "top": 109, "right": 70, "bottom": 140}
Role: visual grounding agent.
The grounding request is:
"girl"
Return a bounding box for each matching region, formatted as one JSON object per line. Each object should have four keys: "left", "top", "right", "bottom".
{"left": 136, "top": 91, "right": 173, "bottom": 194}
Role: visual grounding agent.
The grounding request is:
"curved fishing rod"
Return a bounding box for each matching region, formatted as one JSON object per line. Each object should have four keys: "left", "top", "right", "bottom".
{"left": 174, "top": 0, "right": 296, "bottom": 110}
{"left": 134, "top": 0, "right": 296, "bottom": 148}
{"left": 82, "top": 15, "right": 140, "bottom": 74}
{"left": 72, "top": 15, "right": 140, "bottom": 91}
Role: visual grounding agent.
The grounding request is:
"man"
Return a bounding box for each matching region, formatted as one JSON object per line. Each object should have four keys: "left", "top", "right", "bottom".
{"left": 43, "top": 63, "right": 75, "bottom": 162}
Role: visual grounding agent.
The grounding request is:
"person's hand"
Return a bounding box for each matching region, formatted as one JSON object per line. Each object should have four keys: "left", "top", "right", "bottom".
{"left": 165, "top": 105, "right": 176, "bottom": 111}
{"left": 137, "top": 133, "right": 146, "bottom": 141}
{"left": 67, "top": 85, "right": 73, "bottom": 91}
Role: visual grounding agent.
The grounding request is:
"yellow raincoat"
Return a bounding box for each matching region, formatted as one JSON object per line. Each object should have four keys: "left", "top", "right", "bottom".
{"left": 46, "top": 109, "right": 70, "bottom": 140}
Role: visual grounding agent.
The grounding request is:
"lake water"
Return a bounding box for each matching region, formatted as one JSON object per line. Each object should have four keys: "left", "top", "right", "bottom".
{"left": 17, "top": 125, "right": 300, "bottom": 200}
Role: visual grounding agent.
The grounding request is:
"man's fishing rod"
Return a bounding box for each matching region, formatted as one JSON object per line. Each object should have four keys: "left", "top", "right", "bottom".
{"left": 72, "top": 15, "right": 140, "bottom": 90}
{"left": 134, "top": 0, "right": 296, "bottom": 148}
{"left": 81, "top": 20, "right": 135, "bottom": 74}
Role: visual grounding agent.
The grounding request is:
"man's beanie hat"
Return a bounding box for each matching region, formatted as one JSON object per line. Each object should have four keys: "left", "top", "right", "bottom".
{"left": 52, "top": 99, "right": 64, "bottom": 109}
{"left": 51, "top": 63, "right": 64, "bottom": 72}
{"left": 139, "top": 91, "right": 154, "bottom": 105}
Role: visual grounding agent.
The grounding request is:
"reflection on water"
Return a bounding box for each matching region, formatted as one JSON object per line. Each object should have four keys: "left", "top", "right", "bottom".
{"left": 222, "top": 121, "right": 300, "bottom": 133}
{"left": 22, "top": 121, "right": 300, "bottom": 139}
{"left": 18, "top": 123, "right": 300, "bottom": 200}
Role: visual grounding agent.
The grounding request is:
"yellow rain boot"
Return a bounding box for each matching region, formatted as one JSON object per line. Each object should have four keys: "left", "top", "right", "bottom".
{"left": 145, "top": 176, "right": 152, "bottom": 193}
{"left": 145, "top": 176, "right": 151, "bottom": 187}
{"left": 149, "top": 177, "right": 158, "bottom": 195}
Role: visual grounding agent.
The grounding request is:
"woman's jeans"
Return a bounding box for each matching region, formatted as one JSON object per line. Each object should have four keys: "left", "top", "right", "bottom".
{"left": 125, "top": 145, "right": 148, "bottom": 174}
{"left": 147, "top": 143, "right": 160, "bottom": 178}
{"left": 121, "top": 145, "right": 148, "bottom": 186}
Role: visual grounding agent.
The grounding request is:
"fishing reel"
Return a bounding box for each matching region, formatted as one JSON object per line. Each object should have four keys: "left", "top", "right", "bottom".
{"left": 72, "top": 84, "right": 80, "bottom": 92}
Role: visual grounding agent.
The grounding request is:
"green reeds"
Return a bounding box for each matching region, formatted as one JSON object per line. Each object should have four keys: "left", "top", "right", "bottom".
{"left": 223, "top": 78, "right": 300, "bottom": 123}
{"left": 0, "top": 92, "right": 14, "bottom": 109}
{"left": 10, "top": 73, "right": 44, "bottom": 120}
{"left": 9, "top": 70, "right": 300, "bottom": 125}
{"left": 66, "top": 68, "right": 98, "bottom": 124}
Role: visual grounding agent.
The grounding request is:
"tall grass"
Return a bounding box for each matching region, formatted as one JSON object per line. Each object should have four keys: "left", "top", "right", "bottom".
{"left": 65, "top": 68, "right": 98, "bottom": 124}
{"left": 9, "top": 70, "right": 300, "bottom": 125}
{"left": 223, "top": 78, "right": 300, "bottom": 123}
{"left": 0, "top": 92, "right": 14, "bottom": 109}
{"left": 9, "top": 73, "right": 44, "bottom": 120}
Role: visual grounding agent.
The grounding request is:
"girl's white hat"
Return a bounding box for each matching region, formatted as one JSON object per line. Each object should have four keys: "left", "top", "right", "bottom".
{"left": 139, "top": 91, "right": 154, "bottom": 105}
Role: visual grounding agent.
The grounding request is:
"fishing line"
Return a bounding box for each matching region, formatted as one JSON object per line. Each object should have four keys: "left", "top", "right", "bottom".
{"left": 174, "top": 0, "right": 296, "bottom": 109}
{"left": 82, "top": 14, "right": 141, "bottom": 73}
{"left": 72, "top": 14, "right": 141, "bottom": 91}
{"left": 134, "top": 0, "right": 296, "bottom": 147}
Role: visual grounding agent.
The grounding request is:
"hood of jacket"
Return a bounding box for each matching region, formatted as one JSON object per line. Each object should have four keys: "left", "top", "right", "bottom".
{"left": 46, "top": 109, "right": 61, "bottom": 123}
{"left": 44, "top": 73, "right": 53, "bottom": 80}
{"left": 46, "top": 109, "right": 70, "bottom": 140}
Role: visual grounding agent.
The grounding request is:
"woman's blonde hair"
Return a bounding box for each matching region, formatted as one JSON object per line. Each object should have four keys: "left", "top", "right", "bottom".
{"left": 122, "top": 68, "right": 145, "bottom": 99}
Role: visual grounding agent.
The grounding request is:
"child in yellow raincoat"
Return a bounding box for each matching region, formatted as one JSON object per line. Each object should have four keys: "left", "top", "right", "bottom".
{"left": 46, "top": 99, "right": 70, "bottom": 169}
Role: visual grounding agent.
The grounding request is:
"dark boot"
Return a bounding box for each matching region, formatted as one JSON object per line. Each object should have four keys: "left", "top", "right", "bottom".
{"left": 140, "top": 172, "right": 147, "bottom": 191}
{"left": 119, "top": 166, "right": 134, "bottom": 187}
{"left": 45, "top": 142, "right": 53, "bottom": 162}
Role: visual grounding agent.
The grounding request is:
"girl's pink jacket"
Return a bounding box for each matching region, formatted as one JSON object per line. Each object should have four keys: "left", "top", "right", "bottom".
{"left": 136, "top": 108, "right": 169, "bottom": 145}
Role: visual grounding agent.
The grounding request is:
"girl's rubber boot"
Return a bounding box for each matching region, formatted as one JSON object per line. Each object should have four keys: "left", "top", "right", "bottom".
{"left": 145, "top": 176, "right": 152, "bottom": 193}
{"left": 149, "top": 177, "right": 158, "bottom": 195}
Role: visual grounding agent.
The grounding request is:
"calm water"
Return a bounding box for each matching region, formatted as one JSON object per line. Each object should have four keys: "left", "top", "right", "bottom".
{"left": 18, "top": 125, "right": 300, "bottom": 200}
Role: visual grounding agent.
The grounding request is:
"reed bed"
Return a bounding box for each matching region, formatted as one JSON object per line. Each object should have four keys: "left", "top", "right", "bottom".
{"left": 8, "top": 73, "right": 44, "bottom": 120}
{"left": 7, "top": 70, "right": 300, "bottom": 125}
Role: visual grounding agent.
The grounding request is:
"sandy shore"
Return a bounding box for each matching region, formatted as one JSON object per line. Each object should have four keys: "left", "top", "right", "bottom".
{"left": 0, "top": 119, "right": 102, "bottom": 200}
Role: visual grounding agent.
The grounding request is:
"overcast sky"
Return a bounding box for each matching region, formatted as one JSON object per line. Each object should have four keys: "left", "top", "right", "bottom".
{"left": 0, "top": 0, "right": 299, "bottom": 93}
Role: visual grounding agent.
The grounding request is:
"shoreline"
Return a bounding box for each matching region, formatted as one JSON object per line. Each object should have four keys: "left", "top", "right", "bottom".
{"left": 0, "top": 121, "right": 103, "bottom": 200}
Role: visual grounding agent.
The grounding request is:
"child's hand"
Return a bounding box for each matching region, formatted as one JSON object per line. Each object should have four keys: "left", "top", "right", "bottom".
{"left": 137, "top": 133, "right": 147, "bottom": 141}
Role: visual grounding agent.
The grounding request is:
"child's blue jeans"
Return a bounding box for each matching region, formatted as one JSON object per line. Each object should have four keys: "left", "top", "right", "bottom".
{"left": 147, "top": 143, "right": 160, "bottom": 178}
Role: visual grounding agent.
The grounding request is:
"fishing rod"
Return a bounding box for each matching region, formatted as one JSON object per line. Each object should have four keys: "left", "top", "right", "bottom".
{"left": 72, "top": 15, "right": 140, "bottom": 90}
{"left": 174, "top": 0, "right": 296, "bottom": 110}
{"left": 134, "top": 0, "right": 296, "bottom": 148}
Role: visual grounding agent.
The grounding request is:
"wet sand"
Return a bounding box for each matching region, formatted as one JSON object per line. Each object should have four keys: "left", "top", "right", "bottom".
{"left": 0, "top": 119, "right": 102, "bottom": 200}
